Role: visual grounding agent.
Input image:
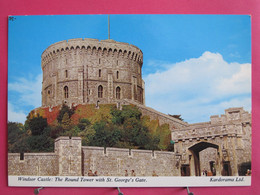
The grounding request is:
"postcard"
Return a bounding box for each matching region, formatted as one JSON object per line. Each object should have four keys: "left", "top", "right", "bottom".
{"left": 8, "top": 14, "right": 251, "bottom": 187}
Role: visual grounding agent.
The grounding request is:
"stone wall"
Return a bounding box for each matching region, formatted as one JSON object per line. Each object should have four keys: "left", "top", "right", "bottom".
{"left": 81, "top": 146, "right": 178, "bottom": 177}
{"left": 41, "top": 38, "right": 145, "bottom": 107}
{"left": 8, "top": 137, "right": 179, "bottom": 177}
{"left": 8, "top": 153, "right": 58, "bottom": 176}
{"left": 199, "top": 148, "right": 217, "bottom": 174}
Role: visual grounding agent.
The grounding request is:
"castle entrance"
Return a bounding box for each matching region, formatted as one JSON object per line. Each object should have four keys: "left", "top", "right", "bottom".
{"left": 188, "top": 142, "right": 219, "bottom": 176}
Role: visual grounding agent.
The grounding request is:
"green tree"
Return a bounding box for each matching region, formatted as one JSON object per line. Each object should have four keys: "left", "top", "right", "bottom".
{"left": 145, "top": 134, "right": 160, "bottom": 150}
{"left": 8, "top": 122, "right": 29, "bottom": 152}
{"left": 61, "top": 112, "right": 71, "bottom": 130}
{"left": 50, "top": 125, "right": 64, "bottom": 139}
{"left": 90, "top": 121, "right": 110, "bottom": 147}
{"left": 77, "top": 118, "right": 91, "bottom": 131}
{"left": 168, "top": 114, "right": 184, "bottom": 121}
{"left": 27, "top": 115, "right": 48, "bottom": 135}
{"left": 111, "top": 105, "right": 142, "bottom": 125}
{"left": 78, "top": 125, "right": 96, "bottom": 146}
{"left": 121, "top": 105, "right": 141, "bottom": 120}
{"left": 57, "top": 104, "right": 74, "bottom": 123}
{"left": 26, "top": 126, "right": 54, "bottom": 152}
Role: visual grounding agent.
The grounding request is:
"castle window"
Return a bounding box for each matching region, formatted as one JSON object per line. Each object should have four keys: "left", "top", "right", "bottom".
{"left": 116, "top": 71, "right": 119, "bottom": 79}
{"left": 20, "top": 153, "right": 24, "bottom": 161}
{"left": 65, "top": 70, "right": 68, "bottom": 78}
{"left": 116, "top": 87, "right": 121, "bottom": 99}
{"left": 98, "top": 85, "right": 103, "bottom": 98}
{"left": 99, "top": 58, "right": 101, "bottom": 64}
{"left": 140, "top": 90, "right": 143, "bottom": 103}
{"left": 99, "top": 69, "right": 101, "bottom": 77}
{"left": 64, "top": 86, "right": 69, "bottom": 99}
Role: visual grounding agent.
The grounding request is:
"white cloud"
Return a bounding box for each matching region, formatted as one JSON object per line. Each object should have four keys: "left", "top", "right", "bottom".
{"left": 8, "top": 73, "right": 42, "bottom": 123}
{"left": 144, "top": 51, "right": 251, "bottom": 123}
{"left": 8, "top": 102, "right": 27, "bottom": 124}
{"left": 216, "top": 63, "right": 251, "bottom": 95}
{"left": 8, "top": 74, "right": 42, "bottom": 108}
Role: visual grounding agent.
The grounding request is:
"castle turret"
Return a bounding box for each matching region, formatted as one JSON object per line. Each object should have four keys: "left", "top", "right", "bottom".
{"left": 41, "top": 38, "right": 144, "bottom": 107}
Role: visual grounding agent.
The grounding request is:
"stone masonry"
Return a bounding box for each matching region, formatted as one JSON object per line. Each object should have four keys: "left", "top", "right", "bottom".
{"left": 172, "top": 107, "right": 251, "bottom": 176}
{"left": 8, "top": 136, "right": 179, "bottom": 177}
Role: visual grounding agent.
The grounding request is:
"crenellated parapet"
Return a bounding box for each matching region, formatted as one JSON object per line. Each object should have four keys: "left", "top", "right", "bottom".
{"left": 41, "top": 38, "right": 143, "bottom": 69}
{"left": 171, "top": 107, "right": 251, "bottom": 143}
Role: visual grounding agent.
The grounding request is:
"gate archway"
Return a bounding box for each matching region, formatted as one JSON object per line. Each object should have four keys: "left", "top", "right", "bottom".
{"left": 188, "top": 142, "right": 219, "bottom": 176}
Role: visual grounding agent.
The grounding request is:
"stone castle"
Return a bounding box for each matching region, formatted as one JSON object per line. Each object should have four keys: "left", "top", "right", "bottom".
{"left": 8, "top": 38, "right": 251, "bottom": 177}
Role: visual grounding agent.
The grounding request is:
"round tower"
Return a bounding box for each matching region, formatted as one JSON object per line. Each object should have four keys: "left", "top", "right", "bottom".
{"left": 41, "top": 38, "right": 144, "bottom": 107}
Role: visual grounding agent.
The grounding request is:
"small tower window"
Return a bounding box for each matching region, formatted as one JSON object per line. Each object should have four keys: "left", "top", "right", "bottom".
{"left": 116, "top": 71, "right": 119, "bottom": 79}
{"left": 98, "top": 85, "right": 103, "bottom": 98}
{"left": 116, "top": 86, "right": 121, "bottom": 99}
{"left": 99, "top": 69, "right": 101, "bottom": 77}
{"left": 99, "top": 58, "right": 101, "bottom": 64}
{"left": 140, "top": 90, "right": 143, "bottom": 103}
{"left": 64, "top": 86, "right": 69, "bottom": 98}
{"left": 65, "top": 70, "right": 68, "bottom": 78}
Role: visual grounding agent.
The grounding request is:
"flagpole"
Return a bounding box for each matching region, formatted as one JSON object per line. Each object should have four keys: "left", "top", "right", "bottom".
{"left": 108, "top": 15, "right": 110, "bottom": 40}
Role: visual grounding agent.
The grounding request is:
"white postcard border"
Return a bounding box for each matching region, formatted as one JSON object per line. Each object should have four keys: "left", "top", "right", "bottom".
{"left": 8, "top": 176, "right": 251, "bottom": 187}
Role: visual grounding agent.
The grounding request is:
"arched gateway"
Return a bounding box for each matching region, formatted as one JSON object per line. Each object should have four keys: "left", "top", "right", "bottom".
{"left": 189, "top": 141, "right": 219, "bottom": 176}
{"left": 172, "top": 107, "right": 251, "bottom": 176}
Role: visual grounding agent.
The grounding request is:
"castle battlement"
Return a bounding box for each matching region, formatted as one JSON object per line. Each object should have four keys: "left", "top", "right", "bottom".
{"left": 172, "top": 107, "right": 251, "bottom": 143}
{"left": 210, "top": 107, "right": 251, "bottom": 125}
{"left": 41, "top": 38, "right": 143, "bottom": 66}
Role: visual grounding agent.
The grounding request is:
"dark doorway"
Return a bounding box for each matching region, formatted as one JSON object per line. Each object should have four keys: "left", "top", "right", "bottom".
{"left": 181, "top": 165, "right": 190, "bottom": 176}
{"left": 238, "top": 161, "right": 251, "bottom": 176}
{"left": 222, "top": 161, "right": 232, "bottom": 176}
{"left": 210, "top": 161, "right": 216, "bottom": 176}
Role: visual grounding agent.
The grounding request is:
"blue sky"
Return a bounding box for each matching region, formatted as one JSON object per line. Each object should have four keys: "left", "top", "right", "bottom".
{"left": 8, "top": 14, "right": 251, "bottom": 123}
